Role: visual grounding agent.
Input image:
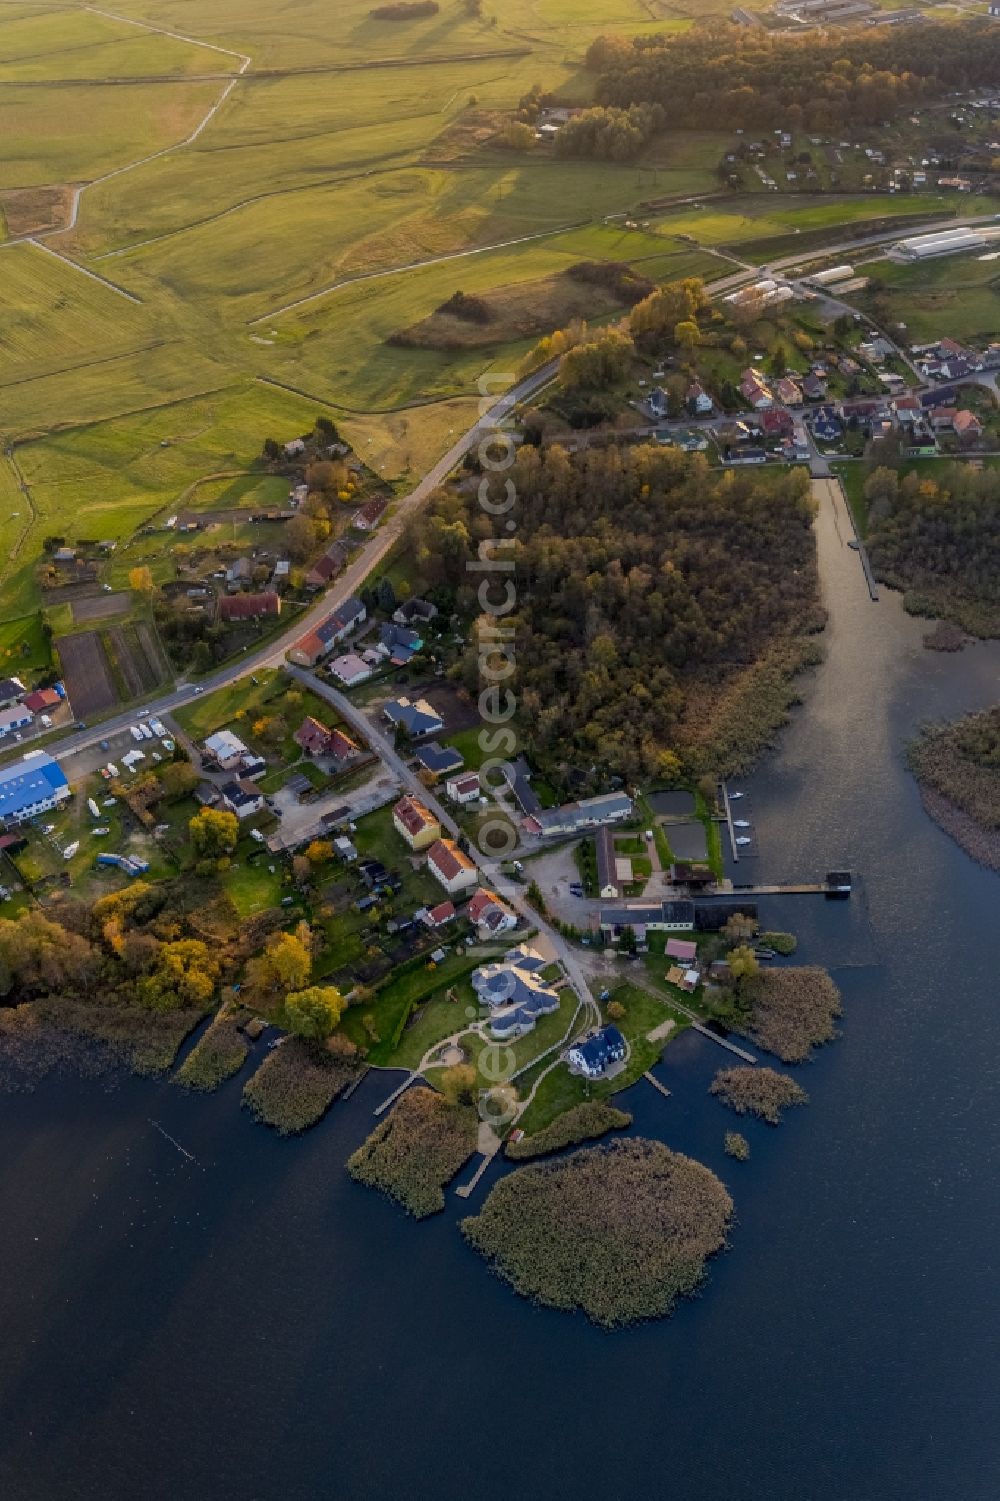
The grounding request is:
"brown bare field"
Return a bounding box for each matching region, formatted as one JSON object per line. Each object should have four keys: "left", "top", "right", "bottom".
{"left": 71, "top": 591, "right": 130, "bottom": 624}
{"left": 0, "top": 185, "right": 74, "bottom": 238}
{"left": 136, "top": 620, "right": 171, "bottom": 685}
{"left": 105, "top": 622, "right": 169, "bottom": 698}
{"left": 55, "top": 630, "right": 117, "bottom": 716}
{"left": 106, "top": 625, "right": 143, "bottom": 699}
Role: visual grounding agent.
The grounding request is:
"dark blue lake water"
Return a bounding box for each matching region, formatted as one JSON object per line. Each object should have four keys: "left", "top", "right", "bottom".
{"left": 2, "top": 483, "right": 999, "bottom": 1499}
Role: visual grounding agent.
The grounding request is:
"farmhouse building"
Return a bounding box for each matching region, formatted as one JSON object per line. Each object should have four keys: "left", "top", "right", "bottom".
{"left": 304, "top": 541, "right": 349, "bottom": 591}
{"left": 328, "top": 652, "right": 372, "bottom": 688}
{"left": 22, "top": 687, "right": 61, "bottom": 714}
{"left": 426, "top": 837, "right": 477, "bottom": 894}
{"left": 353, "top": 496, "right": 388, "bottom": 531}
{"left": 288, "top": 596, "right": 366, "bottom": 666}
{"left": 525, "top": 791, "right": 632, "bottom": 838}
{"left": 595, "top": 823, "right": 629, "bottom": 900}
{"left": 599, "top": 899, "right": 695, "bottom": 940}
{"left": 392, "top": 795, "right": 441, "bottom": 851}
{"left": 217, "top": 591, "right": 280, "bottom": 622}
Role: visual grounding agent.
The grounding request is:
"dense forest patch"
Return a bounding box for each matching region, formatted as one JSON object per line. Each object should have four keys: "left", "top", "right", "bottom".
{"left": 587, "top": 20, "right": 1000, "bottom": 133}
{"left": 864, "top": 465, "right": 1000, "bottom": 637}
{"left": 462, "top": 1139, "right": 732, "bottom": 1328}
{"left": 409, "top": 442, "right": 822, "bottom": 781}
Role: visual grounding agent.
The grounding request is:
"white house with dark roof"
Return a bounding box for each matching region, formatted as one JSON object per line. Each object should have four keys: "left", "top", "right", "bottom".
{"left": 220, "top": 779, "right": 265, "bottom": 819}
{"left": 566, "top": 1024, "right": 627, "bottom": 1080}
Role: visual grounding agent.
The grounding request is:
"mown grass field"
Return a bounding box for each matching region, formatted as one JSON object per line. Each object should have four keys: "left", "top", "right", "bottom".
{"left": 0, "top": 78, "right": 224, "bottom": 189}
{"left": 652, "top": 193, "right": 980, "bottom": 248}
{"left": 0, "top": 242, "right": 154, "bottom": 381}
{"left": 0, "top": 6, "right": 226, "bottom": 81}
{"left": 859, "top": 251, "right": 1000, "bottom": 345}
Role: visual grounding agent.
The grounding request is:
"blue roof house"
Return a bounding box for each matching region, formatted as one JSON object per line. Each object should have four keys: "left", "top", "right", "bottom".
{"left": 0, "top": 752, "right": 70, "bottom": 825}
{"left": 383, "top": 697, "right": 444, "bottom": 739}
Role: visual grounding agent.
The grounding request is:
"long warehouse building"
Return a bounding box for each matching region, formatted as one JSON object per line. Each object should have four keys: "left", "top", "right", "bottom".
{"left": 893, "top": 227, "right": 990, "bottom": 261}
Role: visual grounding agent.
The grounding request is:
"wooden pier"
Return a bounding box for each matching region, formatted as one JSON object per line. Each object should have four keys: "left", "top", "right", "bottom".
{"left": 706, "top": 879, "right": 850, "bottom": 897}
{"left": 729, "top": 881, "right": 829, "bottom": 896}
{"left": 643, "top": 1071, "right": 672, "bottom": 1099}
{"left": 690, "top": 1022, "right": 757, "bottom": 1063}
{"left": 372, "top": 1070, "right": 418, "bottom": 1116}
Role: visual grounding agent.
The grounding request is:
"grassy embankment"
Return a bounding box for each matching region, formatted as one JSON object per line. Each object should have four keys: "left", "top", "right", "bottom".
{"left": 6, "top": 0, "right": 957, "bottom": 623}
{"left": 857, "top": 249, "right": 1000, "bottom": 346}
{"left": 506, "top": 1100, "right": 632, "bottom": 1159}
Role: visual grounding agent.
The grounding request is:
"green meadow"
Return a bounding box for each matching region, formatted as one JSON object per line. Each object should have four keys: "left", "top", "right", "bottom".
{"left": 652, "top": 193, "right": 975, "bottom": 248}
{"left": 859, "top": 251, "right": 1000, "bottom": 345}
{"left": 0, "top": 0, "right": 977, "bottom": 629}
